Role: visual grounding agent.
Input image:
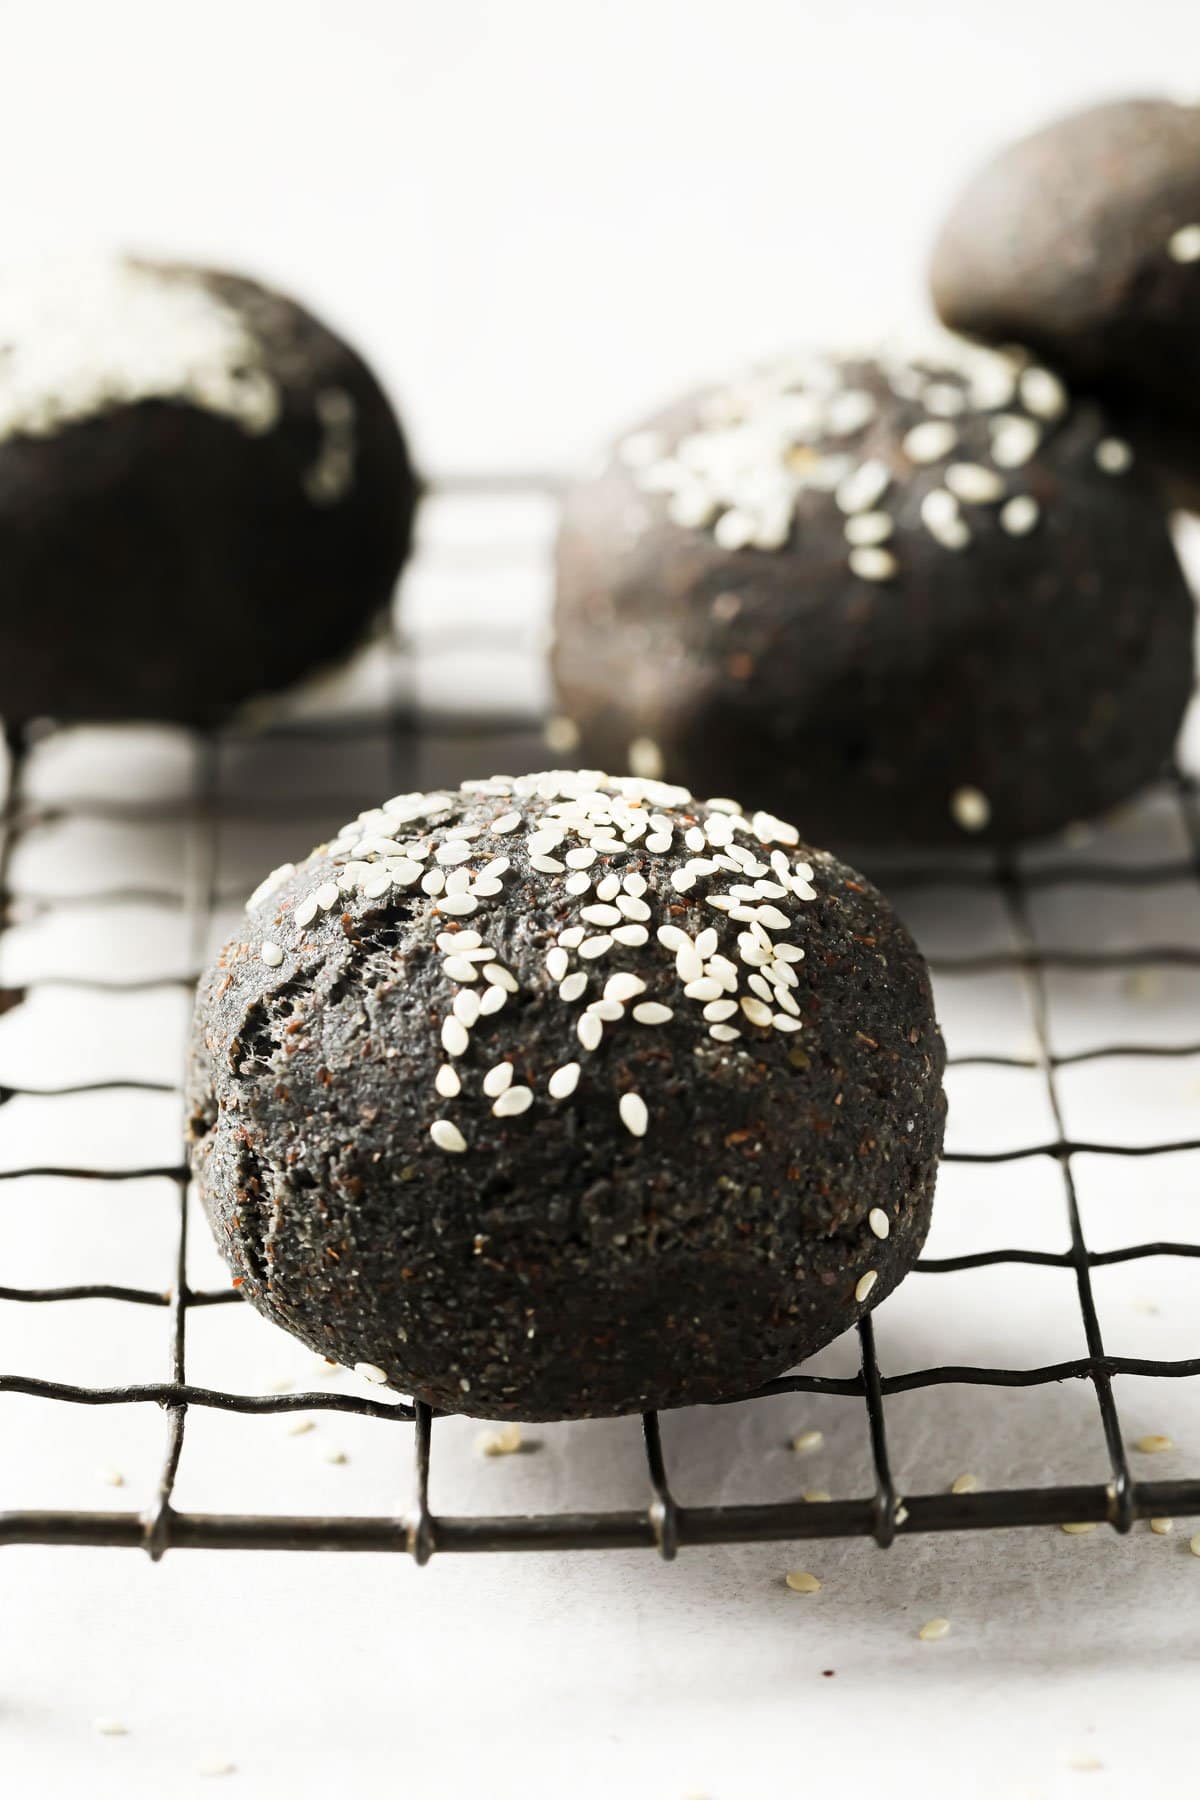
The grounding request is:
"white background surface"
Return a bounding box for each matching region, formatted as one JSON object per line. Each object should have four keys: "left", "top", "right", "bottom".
{"left": 4, "top": 3, "right": 1200, "bottom": 1797}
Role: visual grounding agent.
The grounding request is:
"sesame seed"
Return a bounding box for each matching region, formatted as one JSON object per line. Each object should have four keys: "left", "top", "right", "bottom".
{"left": 588, "top": 998, "right": 625, "bottom": 1022}
{"left": 430, "top": 1119, "right": 467, "bottom": 1154}
{"left": 564, "top": 871, "right": 591, "bottom": 896}
{"left": 951, "top": 786, "right": 991, "bottom": 833}
{"left": 855, "top": 1270, "right": 878, "bottom": 1303}
{"left": 1061, "top": 1521, "right": 1098, "bottom": 1534}
{"left": 483, "top": 1063, "right": 514, "bottom": 1097}
{"left": 578, "top": 1013, "right": 603, "bottom": 1050}
{"left": 1133, "top": 1434, "right": 1173, "bottom": 1454}
{"left": 628, "top": 736, "right": 664, "bottom": 779}
{"left": 94, "top": 1719, "right": 129, "bottom": 1735}
{"left": 868, "top": 1207, "right": 890, "bottom": 1240}
{"left": 944, "top": 461, "right": 1005, "bottom": 504}
{"left": 709, "top": 1023, "right": 740, "bottom": 1042}
{"left": 421, "top": 870, "right": 446, "bottom": 896}
{"left": 560, "top": 972, "right": 588, "bottom": 1002}
{"left": 950, "top": 1473, "right": 979, "bottom": 1495}
{"left": 294, "top": 896, "right": 319, "bottom": 928}
{"left": 740, "top": 996, "right": 774, "bottom": 1027}
{"left": 441, "top": 1017, "right": 469, "bottom": 1057}
{"left": 482, "top": 963, "right": 518, "bottom": 991}
{"left": 530, "top": 854, "right": 565, "bottom": 874}
{"left": 772, "top": 1014, "right": 802, "bottom": 1032}
{"left": 1095, "top": 436, "right": 1133, "bottom": 474}
{"left": 546, "top": 947, "right": 569, "bottom": 983}
{"left": 479, "top": 985, "right": 507, "bottom": 1016}
{"left": 492, "top": 811, "right": 521, "bottom": 833}
{"left": 921, "top": 487, "right": 971, "bottom": 550}
{"left": 439, "top": 893, "right": 478, "bottom": 917}
{"left": 1189, "top": 1533, "right": 1200, "bottom": 1557}
{"left": 579, "top": 934, "right": 614, "bottom": 960}
{"left": 1000, "top": 494, "right": 1039, "bottom": 536}
{"left": 1168, "top": 222, "right": 1200, "bottom": 262}
{"left": 581, "top": 903, "right": 622, "bottom": 927}
{"left": 836, "top": 458, "right": 891, "bottom": 515}
{"left": 355, "top": 1362, "right": 388, "bottom": 1385}
{"left": 791, "top": 1429, "right": 823, "bottom": 1452}
{"left": 548, "top": 1062, "right": 581, "bottom": 1098}
{"left": 477, "top": 1422, "right": 523, "bottom": 1456}
{"left": 612, "top": 923, "right": 650, "bottom": 946}
{"left": 493, "top": 1085, "right": 533, "bottom": 1118}
{"left": 848, "top": 546, "right": 898, "bottom": 582}
{"left": 784, "top": 1570, "right": 822, "bottom": 1594}
{"left": 260, "top": 942, "right": 284, "bottom": 968}
{"left": 917, "top": 1618, "right": 951, "bottom": 1642}
{"left": 453, "top": 989, "right": 481, "bottom": 1027}
{"left": 704, "top": 999, "right": 738, "bottom": 1022}
{"left": 286, "top": 1418, "right": 315, "bottom": 1436}
{"left": 442, "top": 955, "right": 479, "bottom": 983}
{"left": 632, "top": 1001, "right": 673, "bottom": 1024}
{"left": 904, "top": 420, "right": 958, "bottom": 463}
{"left": 315, "top": 881, "right": 339, "bottom": 911}
{"left": 197, "top": 1759, "right": 237, "bottom": 1778}
{"left": 1150, "top": 1517, "right": 1175, "bottom": 1534}
{"left": 619, "top": 1092, "right": 649, "bottom": 1137}
{"left": 1019, "top": 366, "right": 1067, "bottom": 420}
{"left": 844, "top": 510, "right": 893, "bottom": 546}
{"left": 99, "top": 1465, "right": 125, "bottom": 1487}
{"left": 565, "top": 847, "right": 596, "bottom": 869}
{"left": 605, "top": 972, "right": 646, "bottom": 1003}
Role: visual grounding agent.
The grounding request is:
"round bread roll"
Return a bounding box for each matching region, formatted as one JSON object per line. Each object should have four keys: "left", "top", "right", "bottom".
{"left": 552, "top": 344, "right": 1194, "bottom": 850}
{"left": 930, "top": 97, "right": 1200, "bottom": 505}
{"left": 0, "top": 256, "right": 417, "bottom": 723}
{"left": 188, "top": 771, "right": 945, "bottom": 1421}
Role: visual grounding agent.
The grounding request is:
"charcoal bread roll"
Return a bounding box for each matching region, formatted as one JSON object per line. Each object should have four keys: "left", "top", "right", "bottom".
{"left": 188, "top": 771, "right": 946, "bottom": 1421}
{"left": 0, "top": 256, "right": 417, "bottom": 724}
{"left": 930, "top": 98, "right": 1200, "bottom": 505}
{"left": 552, "top": 343, "right": 1194, "bottom": 850}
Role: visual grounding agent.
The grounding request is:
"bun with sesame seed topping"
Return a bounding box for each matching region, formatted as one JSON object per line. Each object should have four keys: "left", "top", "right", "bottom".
{"left": 552, "top": 343, "right": 1193, "bottom": 850}
{"left": 0, "top": 255, "right": 417, "bottom": 725}
{"left": 187, "top": 771, "right": 945, "bottom": 1421}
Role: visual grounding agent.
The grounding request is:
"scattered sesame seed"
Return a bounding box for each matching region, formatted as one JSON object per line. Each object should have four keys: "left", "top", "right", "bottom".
{"left": 442, "top": 954, "right": 480, "bottom": 983}
{"left": 844, "top": 510, "right": 893, "bottom": 546}
{"left": 920, "top": 487, "right": 971, "bottom": 550}
{"left": 989, "top": 413, "right": 1040, "bottom": 468}
{"left": 94, "top": 1718, "right": 129, "bottom": 1736}
{"left": 628, "top": 737, "right": 664, "bottom": 779}
{"left": 709, "top": 1023, "right": 741, "bottom": 1041}
{"left": 1095, "top": 437, "right": 1133, "bottom": 474}
{"left": 323, "top": 1449, "right": 348, "bottom": 1466}
{"left": 355, "top": 1362, "right": 388, "bottom": 1385}
{"left": 548, "top": 1062, "right": 581, "bottom": 1099}
{"left": 951, "top": 1473, "right": 979, "bottom": 1495}
{"left": 99, "top": 1465, "right": 125, "bottom": 1487}
{"left": 578, "top": 1013, "right": 603, "bottom": 1051}
{"left": 868, "top": 1207, "right": 890, "bottom": 1240}
{"left": 854, "top": 1270, "right": 878, "bottom": 1303}
{"left": 1133, "top": 1434, "right": 1173, "bottom": 1454}
{"left": 1168, "top": 223, "right": 1200, "bottom": 263}
{"left": 1061, "top": 1521, "right": 1099, "bottom": 1535}
{"left": 917, "top": 1618, "right": 951, "bottom": 1642}
{"left": 315, "top": 881, "right": 339, "bottom": 911}
{"left": 560, "top": 972, "right": 588, "bottom": 1003}
{"left": 286, "top": 1418, "right": 315, "bottom": 1437}
{"left": 544, "top": 716, "right": 580, "bottom": 754}
{"left": 784, "top": 1570, "right": 822, "bottom": 1594}
{"left": 196, "top": 1758, "right": 237, "bottom": 1778}
{"left": 619, "top": 1092, "right": 649, "bottom": 1137}
{"left": 430, "top": 1119, "right": 467, "bottom": 1154}
{"left": 477, "top": 1422, "right": 523, "bottom": 1456}
{"left": 944, "top": 461, "right": 1005, "bottom": 504}
{"left": 492, "top": 811, "right": 521, "bottom": 834}
{"left": 848, "top": 546, "right": 898, "bottom": 582}
{"left": 1150, "top": 1517, "right": 1175, "bottom": 1535}
{"left": 791, "top": 1429, "right": 823, "bottom": 1453}
{"left": 1189, "top": 1533, "right": 1200, "bottom": 1557}
{"left": 260, "top": 942, "right": 284, "bottom": 968}
{"left": 836, "top": 458, "right": 891, "bottom": 515}
{"left": 999, "top": 494, "right": 1039, "bottom": 536}
{"left": 483, "top": 1062, "right": 514, "bottom": 1097}
{"left": 950, "top": 786, "right": 991, "bottom": 833}
{"left": 803, "top": 1489, "right": 831, "bottom": 1503}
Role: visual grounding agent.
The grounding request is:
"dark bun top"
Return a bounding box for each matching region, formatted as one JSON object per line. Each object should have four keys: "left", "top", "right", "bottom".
{"left": 0, "top": 255, "right": 416, "bottom": 723}
{"left": 929, "top": 98, "right": 1200, "bottom": 413}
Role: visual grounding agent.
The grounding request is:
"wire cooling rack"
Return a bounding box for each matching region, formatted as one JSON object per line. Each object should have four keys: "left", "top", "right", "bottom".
{"left": 1, "top": 472, "right": 1199, "bottom": 1560}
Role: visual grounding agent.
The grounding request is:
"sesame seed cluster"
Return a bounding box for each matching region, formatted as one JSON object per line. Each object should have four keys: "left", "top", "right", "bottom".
{"left": 0, "top": 256, "right": 358, "bottom": 504}
{"left": 250, "top": 770, "right": 826, "bottom": 1158}
{"left": 620, "top": 340, "right": 1133, "bottom": 579}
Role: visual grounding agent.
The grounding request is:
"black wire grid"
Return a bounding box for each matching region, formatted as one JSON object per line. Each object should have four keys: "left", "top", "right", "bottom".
{"left": 2, "top": 472, "right": 1200, "bottom": 1560}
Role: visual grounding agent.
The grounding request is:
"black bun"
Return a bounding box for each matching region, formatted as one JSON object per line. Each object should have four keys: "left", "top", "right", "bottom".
{"left": 930, "top": 97, "right": 1200, "bottom": 505}
{"left": 188, "top": 771, "right": 945, "bottom": 1421}
{"left": 0, "top": 257, "right": 417, "bottom": 724}
{"left": 552, "top": 345, "right": 1194, "bottom": 850}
